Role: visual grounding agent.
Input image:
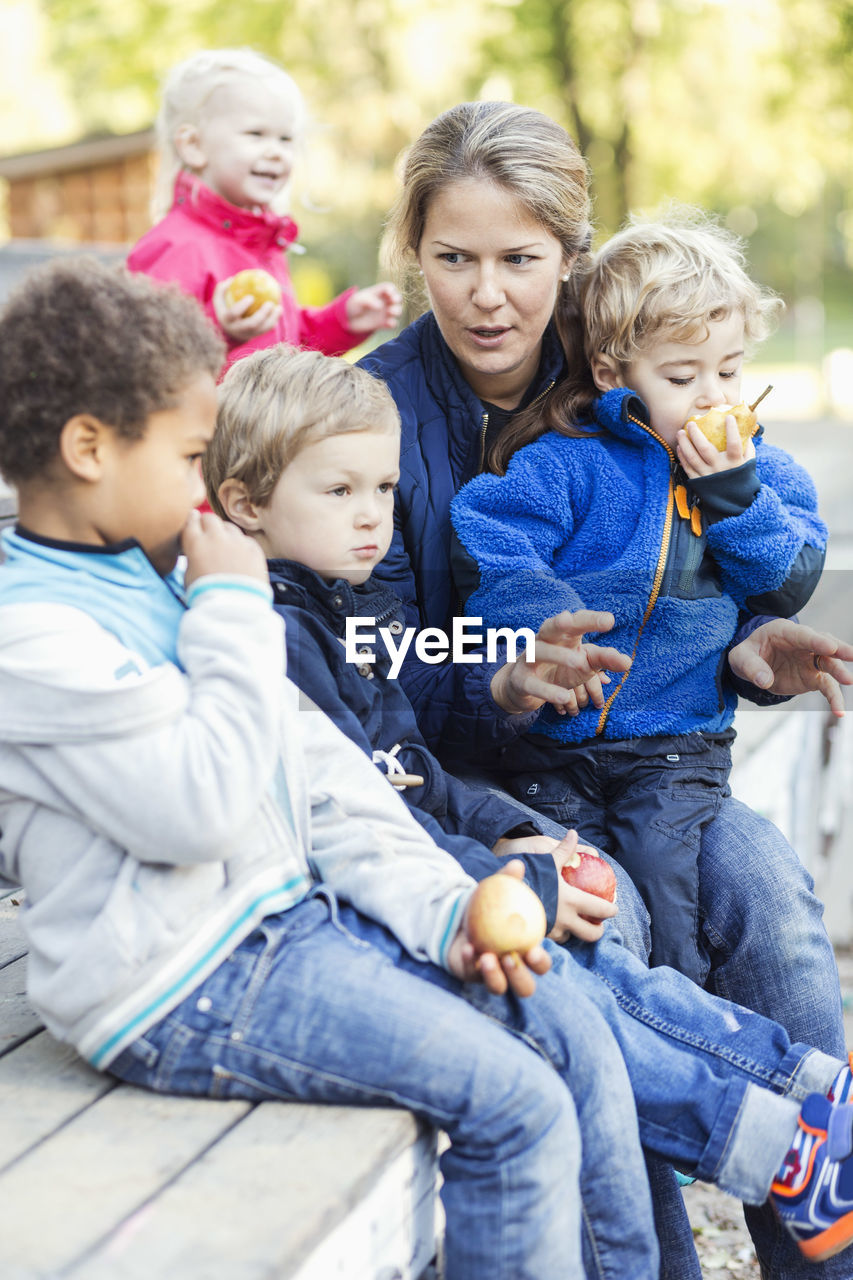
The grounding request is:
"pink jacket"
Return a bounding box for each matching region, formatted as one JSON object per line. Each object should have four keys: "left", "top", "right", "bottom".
{"left": 127, "top": 173, "right": 359, "bottom": 368}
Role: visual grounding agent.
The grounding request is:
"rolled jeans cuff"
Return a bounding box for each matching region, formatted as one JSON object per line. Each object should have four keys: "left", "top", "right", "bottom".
{"left": 782, "top": 1046, "right": 843, "bottom": 1101}
{"left": 712, "top": 1081, "right": 800, "bottom": 1205}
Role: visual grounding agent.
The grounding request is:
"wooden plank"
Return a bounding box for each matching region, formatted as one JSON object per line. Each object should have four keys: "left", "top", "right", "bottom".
{"left": 0, "top": 1031, "right": 114, "bottom": 1170}
{"left": 291, "top": 1123, "right": 438, "bottom": 1280}
{"left": 72, "top": 1103, "right": 436, "bottom": 1280}
{"left": 0, "top": 894, "right": 26, "bottom": 967}
{"left": 0, "top": 1083, "right": 251, "bottom": 1277}
{"left": 0, "top": 955, "right": 41, "bottom": 1055}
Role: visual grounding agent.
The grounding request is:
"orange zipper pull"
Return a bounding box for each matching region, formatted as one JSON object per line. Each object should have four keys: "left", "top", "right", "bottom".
{"left": 675, "top": 484, "right": 690, "bottom": 521}
{"left": 690, "top": 506, "right": 703, "bottom": 537}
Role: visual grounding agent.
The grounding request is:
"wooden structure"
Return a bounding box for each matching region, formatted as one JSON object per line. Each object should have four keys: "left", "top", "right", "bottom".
{"left": 0, "top": 129, "right": 156, "bottom": 245}
{"left": 0, "top": 885, "right": 439, "bottom": 1279}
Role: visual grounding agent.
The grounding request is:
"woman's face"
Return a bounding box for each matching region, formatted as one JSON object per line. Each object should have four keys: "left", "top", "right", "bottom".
{"left": 417, "top": 178, "right": 571, "bottom": 408}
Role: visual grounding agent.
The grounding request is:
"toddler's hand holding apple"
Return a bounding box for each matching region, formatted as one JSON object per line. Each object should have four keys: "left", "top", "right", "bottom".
{"left": 547, "top": 831, "right": 618, "bottom": 943}
{"left": 214, "top": 272, "right": 282, "bottom": 341}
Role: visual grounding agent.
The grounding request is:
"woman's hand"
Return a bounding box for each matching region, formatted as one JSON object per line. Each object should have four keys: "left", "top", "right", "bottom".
{"left": 489, "top": 610, "right": 631, "bottom": 717}
{"left": 728, "top": 618, "right": 853, "bottom": 718}
{"left": 492, "top": 834, "right": 561, "bottom": 858}
{"left": 446, "top": 861, "right": 552, "bottom": 998}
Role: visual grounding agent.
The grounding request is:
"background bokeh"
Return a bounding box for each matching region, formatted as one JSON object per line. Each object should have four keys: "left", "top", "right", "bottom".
{"left": 1, "top": 0, "right": 851, "bottom": 396}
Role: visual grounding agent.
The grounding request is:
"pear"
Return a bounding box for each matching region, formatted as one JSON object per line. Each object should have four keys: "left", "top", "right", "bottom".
{"left": 686, "top": 385, "right": 772, "bottom": 452}
{"left": 223, "top": 268, "right": 282, "bottom": 317}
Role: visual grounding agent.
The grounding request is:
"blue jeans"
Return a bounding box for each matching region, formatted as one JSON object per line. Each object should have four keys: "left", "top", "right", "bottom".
{"left": 110, "top": 891, "right": 659, "bottom": 1280}
{"left": 699, "top": 798, "right": 847, "bottom": 1280}
{"left": 110, "top": 893, "right": 844, "bottom": 1280}
{"left": 453, "top": 773, "right": 848, "bottom": 1279}
{"left": 504, "top": 731, "right": 735, "bottom": 981}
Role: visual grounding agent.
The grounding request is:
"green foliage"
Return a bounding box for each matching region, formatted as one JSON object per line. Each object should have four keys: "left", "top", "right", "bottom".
{"left": 21, "top": 0, "right": 853, "bottom": 355}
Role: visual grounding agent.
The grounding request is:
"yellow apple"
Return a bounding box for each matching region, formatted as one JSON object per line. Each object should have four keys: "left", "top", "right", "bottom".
{"left": 466, "top": 873, "right": 547, "bottom": 955}
{"left": 223, "top": 269, "right": 282, "bottom": 316}
{"left": 685, "top": 385, "right": 772, "bottom": 452}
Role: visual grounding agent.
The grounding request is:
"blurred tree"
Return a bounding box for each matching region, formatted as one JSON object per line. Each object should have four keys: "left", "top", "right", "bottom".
{"left": 14, "top": 0, "right": 853, "bottom": 332}
{"left": 484, "top": 0, "right": 853, "bottom": 241}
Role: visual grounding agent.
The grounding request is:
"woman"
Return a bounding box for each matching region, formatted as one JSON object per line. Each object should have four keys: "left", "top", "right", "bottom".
{"left": 360, "top": 100, "right": 852, "bottom": 1280}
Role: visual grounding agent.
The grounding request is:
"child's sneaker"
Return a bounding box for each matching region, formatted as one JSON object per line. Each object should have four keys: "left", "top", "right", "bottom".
{"left": 770, "top": 1093, "right": 853, "bottom": 1261}
{"left": 828, "top": 1052, "right": 853, "bottom": 1105}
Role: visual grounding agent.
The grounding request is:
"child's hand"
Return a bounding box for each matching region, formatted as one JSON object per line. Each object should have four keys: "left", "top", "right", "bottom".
{"left": 182, "top": 509, "right": 270, "bottom": 589}
{"left": 677, "top": 416, "right": 756, "bottom": 478}
{"left": 490, "top": 609, "right": 631, "bottom": 717}
{"left": 345, "top": 282, "right": 403, "bottom": 334}
{"left": 447, "top": 862, "right": 552, "bottom": 998}
{"left": 548, "top": 831, "right": 617, "bottom": 943}
{"left": 213, "top": 279, "right": 282, "bottom": 342}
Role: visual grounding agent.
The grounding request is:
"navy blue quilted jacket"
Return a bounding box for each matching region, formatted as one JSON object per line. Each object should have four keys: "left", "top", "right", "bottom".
{"left": 358, "top": 312, "right": 566, "bottom": 754}
{"left": 267, "top": 559, "right": 561, "bottom": 928}
{"left": 451, "top": 387, "right": 827, "bottom": 745}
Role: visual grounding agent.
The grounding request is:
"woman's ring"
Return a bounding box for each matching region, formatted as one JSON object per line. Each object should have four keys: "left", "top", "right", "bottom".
{"left": 813, "top": 654, "right": 823, "bottom": 673}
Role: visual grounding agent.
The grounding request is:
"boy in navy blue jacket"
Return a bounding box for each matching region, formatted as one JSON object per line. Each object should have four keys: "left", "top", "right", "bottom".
{"left": 451, "top": 211, "right": 832, "bottom": 984}
{"left": 205, "top": 343, "right": 619, "bottom": 943}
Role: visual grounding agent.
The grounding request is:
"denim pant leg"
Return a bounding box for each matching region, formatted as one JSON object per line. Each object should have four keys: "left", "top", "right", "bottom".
{"left": 560, "top": 927, "right": 840, "bottom": 1199}
{"left": 698, "top": 797, "right": 847, "bottom": 1280}
{"left": 110, "top": 897, "right": 582, "bottom": 1280}
{"left": 110, "top": 894, "right": 661, "bottom": 1280}
{"left": 334, "top": 908, "right": 660, "bottom": 1280}
{"left": 645, "top": 1155, "right": 702, "bottom": 1280}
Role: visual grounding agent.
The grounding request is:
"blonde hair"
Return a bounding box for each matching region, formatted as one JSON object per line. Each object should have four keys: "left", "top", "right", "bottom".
{"left": 382, "top": 101, "right": 592, "bottom": 306}
{"left": 153, "top": 48, "right": 305, "bottom": 218}
{"left": 204, "top": 346, "right": 401, "bottom": 517}
{"left": 582, "top": 207, "right": 783, "bottom": 368}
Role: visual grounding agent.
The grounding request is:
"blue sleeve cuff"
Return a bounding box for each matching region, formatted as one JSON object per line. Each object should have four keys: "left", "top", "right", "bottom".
{"left": 186, "top": 574, "right": 274, "bottom": 607}
{"left": 686, "top": 458, "right": 760, "bottom": 522}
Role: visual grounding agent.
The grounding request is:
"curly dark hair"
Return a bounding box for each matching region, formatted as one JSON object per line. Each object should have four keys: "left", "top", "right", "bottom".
{"left": 0, "top": 256, "right": 225, "bottom": 484}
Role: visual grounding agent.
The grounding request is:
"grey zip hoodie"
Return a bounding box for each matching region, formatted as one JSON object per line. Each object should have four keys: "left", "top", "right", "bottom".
{"left": 0, "top": 534, "right": 474, "bottom": 1069}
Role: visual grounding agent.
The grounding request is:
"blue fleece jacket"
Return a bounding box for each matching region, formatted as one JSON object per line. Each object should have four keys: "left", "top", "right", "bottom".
{"left": 451, "top": 387, "right": 827, "bottom": 745}
{"left": 268, "top": 559, "right": 561, "bottom": 929}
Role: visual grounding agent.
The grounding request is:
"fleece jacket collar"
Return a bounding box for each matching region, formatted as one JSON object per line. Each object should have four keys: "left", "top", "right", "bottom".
{"left": 409, "top": 311, "right": 567, "bottom": 475}
{"left": 591, "top": 387, "right": 657, "bottom": 444}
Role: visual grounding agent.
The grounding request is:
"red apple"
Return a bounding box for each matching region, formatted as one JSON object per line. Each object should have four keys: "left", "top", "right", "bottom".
{"left": 466, "top": 873, "right": 547, "bottom": 956}
{"left": 560, "top": 847, "right": 617, "bottom": 921}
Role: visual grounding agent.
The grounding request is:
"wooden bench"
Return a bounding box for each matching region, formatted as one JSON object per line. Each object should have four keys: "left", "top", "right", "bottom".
{"left": 0, "top": 888, "right": 440, "bottom": 1280}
